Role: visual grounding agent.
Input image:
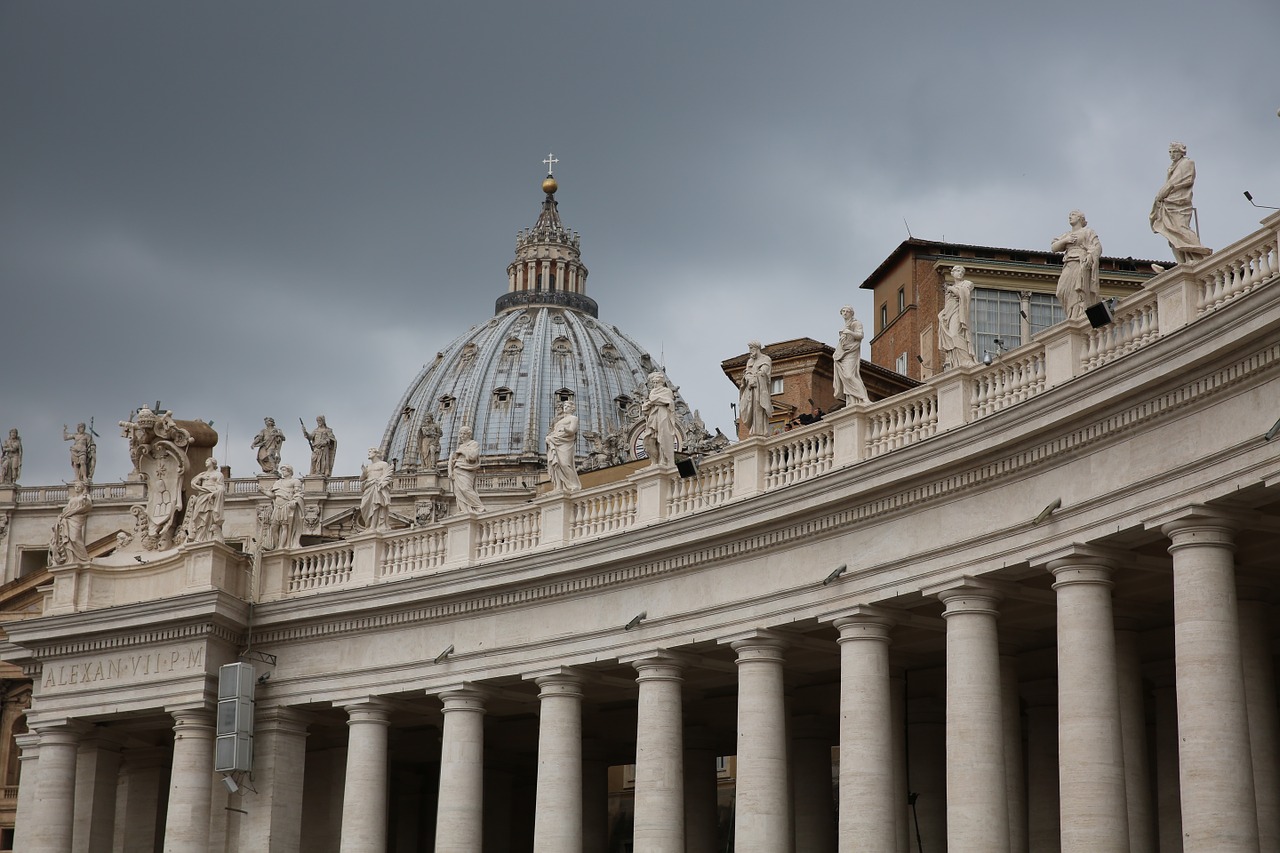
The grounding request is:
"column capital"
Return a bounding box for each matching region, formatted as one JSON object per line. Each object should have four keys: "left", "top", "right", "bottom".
{"left": 532, "top": 670, "right": 585, "bottom": 700}
{"left": 254, "top": 706, "right": 314, "bottom": 735}
{"left": 719, "top": 628, "right": 788, "bottom": 659}
{"left": 1027, "top": 541, "right": 1124, "bottom": 571}
{"left": 341, "top": 698, "right": 393, "bottom": 726}
{"left": 631, "top": 656, "right": 684, "bottom": 684}
{"left": 439, "top": 688, "right": 488, "bottom": 714}
{"left": 1048, "top": 558, "right": 1116, "bottom": 590}
{"left": 828, "top": 605, "right": 896, "bottom": 643}
{"left": 925, "top": 578, "right": 1002, "bottom": 616}
{"left": 1146, "top": 504, "right": 1239, "bottom": 541}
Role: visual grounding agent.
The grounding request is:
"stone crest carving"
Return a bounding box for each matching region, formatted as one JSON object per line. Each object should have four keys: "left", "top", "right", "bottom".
{"left": 118, "top": 407, "right": 192, "bottom": 551}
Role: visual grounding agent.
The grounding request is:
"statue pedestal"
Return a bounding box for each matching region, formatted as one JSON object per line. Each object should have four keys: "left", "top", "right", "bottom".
{"left": 0, "top": 485, "right": 14, "bottom": 505}
{"left": 303, "top": 476, "right": 327, "bottom": 497}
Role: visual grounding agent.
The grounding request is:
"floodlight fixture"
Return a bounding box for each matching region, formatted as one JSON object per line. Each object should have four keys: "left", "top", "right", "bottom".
{"left": 1244, "top": 191, "right": 1280, "bottom": 211}
{"left": 222, "top": 774, "right": 239, "bottom": 794}
{"left": 1265, "top": 416, "right": 1280, "bottom": 442}
{"left": 433, "top": 644, "right": 455, "bottom": 664}
{"left": 625, "top": 611, "right": 647, "bottom": 631}
{"left": 822, "top": 564, "right": 847, "bottom": 586}
{"left": 1033, "top": 498, "right": 1063, "bottom": 526}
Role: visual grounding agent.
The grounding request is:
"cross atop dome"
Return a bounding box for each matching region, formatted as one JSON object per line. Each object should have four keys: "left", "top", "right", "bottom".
{"left": 542, "top": 151, "right": 558, "bottom": 175}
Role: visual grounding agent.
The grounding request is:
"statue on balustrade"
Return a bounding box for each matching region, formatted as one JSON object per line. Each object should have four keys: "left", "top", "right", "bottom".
{"left": 546, "top": 401, "right": 583, "bottom": 493}
{"left": 738, "top": 341, "right": 773, "bottom": 437}
{"left": 833, "top": 306, "right": 872, "bottom": 403}
{"left": 937, "top": 268, "right": 979, "bottom": 370}
{"left": 49, "top": 481, "right": 92, "bottom": 565}
{"left": 62, "top": 422, "right": 97, "bottom": 482}
{"left": 251, "top": 417, "right": 286, "bottom": 475}
{"left": 418, "top": 414, "right": 443, "bottom": 469}
{"left": 1051, "top": 210, "right": 1102, "bottom": 321}
{"left": 448, "top": 425, "right": 485, "bottom": 514}
{"left": 261, "top": 464, "right": 304, "bottom": 550}
{"left": 1151, "top": 142, "right": 1212, "bottom": 265}
{"left": 182, "top": 457, "right": 226, "bottom": 544}
{"left": 358, "top": 448, "right": 394, "bottom": 531}
{"left": 641, "top": 371, "right": 676, "bottom": 467}
{"left": 1, "top": 429, "right": 21, "bottom": 484}
{"left": 301, "top": 415, "right": 337, "bottom": 478}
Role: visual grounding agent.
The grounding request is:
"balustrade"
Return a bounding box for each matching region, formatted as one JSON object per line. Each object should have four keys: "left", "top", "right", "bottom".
{"left": 380, "top": 528, "right": 448, "bottom": 577}
{"left": 476, "top": 509, "right": 541, "bottom": 559}
{"left": 764, "top": 427, "right": 834, "bottom": 489}
{"left": 972, "top": 347, "right": 1048, "bottom": 418}
{"left": 1081, "top": 293, "right": 1159, "bottom": 371}
{"left": 866, "top": 390, "right": 938, "bottom": 457}
{"left": 288, "top": 546, "right": 355, "bottom": 592}
{"left": 571, "top": 487, "right": 638, "bottom": 539}
{"left": 667, "top": 458, "right": 735, "bottom": 515}
{"left": 1197, "top": 229, "right": 1278, "bottom": 314}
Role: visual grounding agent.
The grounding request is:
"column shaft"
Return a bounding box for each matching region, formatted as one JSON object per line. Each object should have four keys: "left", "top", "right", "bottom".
{"left": 532, "top": 674, "right": 583, "bottom": 853}
{"left": 12, "top": 732, "right": 41, "bottom": 853}
{"left": 115, "top": 747, "right": 166, "bottom": 853}
{"left": 1152, "top": 684, "right": 1183, "bottom": 853}
{"left": 731, "top": 636, "right": 791, "bottom": 853}
{"left": 683, "top": 740, "right": 719, "bottom": 853}
{"left": 632, "top": 658, "right": 684, "bottom": 852}
{"left": 435, "top": 690, "right": 486, "bottom": 853}
{"left": 1025, "top": 702, "right": 1061, "bottom": 853}
{"left": 1115, "top": 628, "right": 1156, "bottom": 853}
{"left": 1050, "top": 561, "right": 1129, "bottom": 852}
{"left": 1000, "top": 654, "right": 1027, "bottom": 853}
{"left": 339, "top": 702, "right": 392, "bottom": 853}
{"left": 73, "top": 736, "right": 122, "bottom": 853}
{"left": 939, "top": 587, "right": 1009, "bottom": 853}
{"left": 834, "top": 614, "right": 895, "bottom": 852}
{"left": 29, "top": 725, "right": 80, "bottom": 853}
{"left": 239, "top": 708, "right": 310, "bottom": 853}
{"left": 164, "top": 709, "right": 216, "bottom": 853}
{"left": 1164, "top": 521, "right": 1259, "bottom": 851}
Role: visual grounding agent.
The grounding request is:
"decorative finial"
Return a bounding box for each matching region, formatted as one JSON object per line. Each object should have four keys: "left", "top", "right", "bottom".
{"left": 541, "top": 152, "right": 559, "bottom": 195}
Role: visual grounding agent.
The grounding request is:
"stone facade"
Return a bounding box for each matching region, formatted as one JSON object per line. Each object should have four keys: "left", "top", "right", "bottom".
{"left": 0, "top": 212, "right": 1278, "bottom": 852}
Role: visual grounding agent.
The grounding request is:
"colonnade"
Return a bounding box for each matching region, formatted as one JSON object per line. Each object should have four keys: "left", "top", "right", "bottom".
{"left": 13, "top": 510, "right": 1280, "bottom": 852}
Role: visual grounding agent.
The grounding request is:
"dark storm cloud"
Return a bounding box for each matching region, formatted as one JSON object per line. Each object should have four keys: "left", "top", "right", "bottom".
{"left": 3, "top": 0, "right": 1278, "bottom": 485}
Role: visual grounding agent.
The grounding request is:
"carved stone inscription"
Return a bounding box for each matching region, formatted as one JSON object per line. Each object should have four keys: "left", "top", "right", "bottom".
{"left": 40, "top": 644, "right": 205, "bottom": 691}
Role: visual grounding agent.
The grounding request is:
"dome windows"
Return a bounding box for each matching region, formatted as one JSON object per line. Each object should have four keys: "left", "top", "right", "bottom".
{"left": 555, "top": 388, "right": 575, "bottom": 405}
{"left": 439, "top": 395, "right": 456, "bottom": 412}
{"left": 493, "top": 387, "right": 513, "bottom": 409}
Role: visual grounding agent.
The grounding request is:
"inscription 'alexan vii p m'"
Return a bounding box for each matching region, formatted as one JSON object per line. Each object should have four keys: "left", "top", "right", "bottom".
{"left": 41, "top": 645, "right": 205, "bottom": 691}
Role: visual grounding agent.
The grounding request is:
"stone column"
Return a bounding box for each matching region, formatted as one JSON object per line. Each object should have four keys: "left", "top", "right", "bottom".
{"left": 114, "top": 746, "right": 167, "bottom": 853}
{"left": 729, "top": 634, "right": 791, "bottom": 853}
{"left": 1000, "top": 652, "right": 1027, "bottom": 853}
{"left": 632, "top": 656, "right": 684, "bottom": 852}
{"left": 833, "top": 611, "right": 896, "bottom": 852}
{"left": 1162, "top": 517, "right": 1259, "bottom": 851}
{"left": 12, "top": 731, "right": 40, "bottom": 853}
{"left": 339, "top": 700, "right": 392, "bottom": 853}
{"left": 937, "top": 583, "right": 1009, "bottom": 853}
{"left": 73, "top": 734, "right": 122, "bottom": 853}
{"left": 1152, "top": 680, "right": 1183, "bottom": 853}
{"left": 1048, "top": 557, "right": 1129, "bottom": 853}
{"left": 1115, "top": 625, "right": 1156, "bottom": 853}
{"left": 1239, "top": 596, "right": 1280, "bottom": 853}
{"left": 1024, "top": 699, "right": 1061, "bottom": 853}
{"left": 791, "top": 720, "right": 835, "bottom": 853}
{"left": 28, "top": 724, "right": 81, "bottom": 853}
{"left": 683, "top": 729, "right": 720, "bottom": 853}
{"left": 532, "top": 672, "right": 583, "bottom": 853}
{"left": 164, "top": 709, "right": 216, "bottom": 853}
{"left": 240, "top": 708, "right": 310, "bottom": 852}
{"left": 435, "top": 689, "right": 486, "bottom": 853}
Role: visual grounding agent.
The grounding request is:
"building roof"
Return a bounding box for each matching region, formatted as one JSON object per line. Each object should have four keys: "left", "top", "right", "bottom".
{"left": 857, "top": 237, "right": 1170, "bottom": 291}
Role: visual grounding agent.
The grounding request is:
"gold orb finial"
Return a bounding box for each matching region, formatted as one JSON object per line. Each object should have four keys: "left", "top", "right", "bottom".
{"left": 542, "top": 175, "right": 558, "bottom": 194}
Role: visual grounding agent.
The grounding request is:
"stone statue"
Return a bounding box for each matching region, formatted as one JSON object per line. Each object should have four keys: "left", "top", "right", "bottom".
{"left": 358, "top": 448, "right": 394, "bottom": 531}
{"left": 251, "top": 417, "right": 286, "bottom": 475}
{"left": 49, "top": 480, "right": 92, "bottom": 565}
{"left": 1051, "top": 210, "right": 1102, "bottom": 321}
{"left": 301, "top": 415, "right": 337, "bottom": 478}
{"left": 62, "top": 422, "right": 98, "bottom": 482}
{"left": 738, "top": 341, "right": 773, "bottom": 437}
{"left": 833, "top": 306, "right": 871, "bottom": 403}
{"left": 641, "top": 371, "right": 676, "bottom": 467}
{"left": 1151, "top": 142, "right": 1211, "bottom": 264}
{"left": 117, "top": 407, "right": 192, "bottom": 550}
{"left": 545, "top": 401, "right": 583, "bottom": 493}
{"left": 937, "top": 268, "right": 979, "bottom": 370}
{"left": 261, "top": 464, "right": 304, "bottom": 550}
{"left": 1, "top": 429, "right": 21, "bottom": 484}
{"left": 448, "top": 426, "right": 485, "bottom": 514}
{"left": 182, "top": 457, "right": 225, "bottom": 544}
{"left": 418, "top": 414, "right": 443, "bottom": 468}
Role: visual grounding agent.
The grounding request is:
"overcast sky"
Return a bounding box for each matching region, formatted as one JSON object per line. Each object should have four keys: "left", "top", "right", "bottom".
{"left": 3, "top": 0, "right": 1278, "bottom": 487}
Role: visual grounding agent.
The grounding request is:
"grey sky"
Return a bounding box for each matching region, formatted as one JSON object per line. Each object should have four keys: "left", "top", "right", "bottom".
{"left": 3, "top": 0, "right": 1278, "bottom": 486}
